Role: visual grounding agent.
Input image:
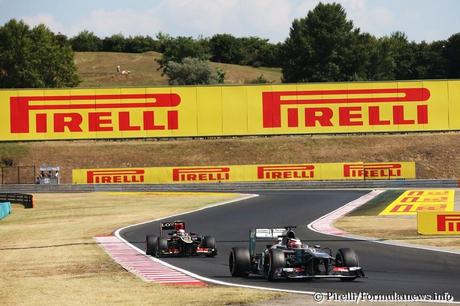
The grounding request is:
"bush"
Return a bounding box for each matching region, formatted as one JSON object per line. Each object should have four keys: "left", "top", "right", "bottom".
{"left": 163, "top": 57, "right": 225, "bottom": 85}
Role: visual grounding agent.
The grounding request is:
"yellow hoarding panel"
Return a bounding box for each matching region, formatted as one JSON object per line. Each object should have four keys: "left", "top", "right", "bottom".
{"left": 222, "top": 86, "right": 248, "bottom": 135}
{"left": 246, "top": 84, "right": 271, "bottom": 135}
{"left": 68, "top": 88, "right": 96, "bottom": 140}
{"left": 2, "top": 80, "right": 460, "bottom": 141}
{"left": 170, "top": 86, "right": 197, "bottom": 137}
{"left": 380, "top": 189, "right": 455, "bottom": 216}
{"left": 448, "top": 80, "right": 460, "bottom": 130}
{"left": 354, "top": 81, "right": 397, "bottom": 133}
{"left": 143, "top": 87, "right": 176, "bottom": 138}
{"left": 196, "top": 86, "right": 222, "bottom": 136}
{"left": 118, "top": 87, "right": 146, "bottom": 139}
{"left": 73, "top": 161, "right": 415, "bottom": 184}
{"left": 0, "top": 90, "right": 17, "bottom": 141}
{"left": 338, "top": 82, "right": 372, "bottom": 134}
{"left": 417, "top": 211, "right": 460, "bottom": 235}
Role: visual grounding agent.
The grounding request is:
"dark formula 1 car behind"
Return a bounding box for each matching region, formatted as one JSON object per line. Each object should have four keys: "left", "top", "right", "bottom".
{"left": 146, "top": 220, "right": 217, "bottom": 257}
{"left": 229, "top": 227, "right": 365, "bottom": 281}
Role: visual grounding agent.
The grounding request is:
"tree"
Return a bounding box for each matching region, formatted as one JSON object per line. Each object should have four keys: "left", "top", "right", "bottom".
{"left": 0, "top": 19, "right": 80, "bottom": 88}
{"left": 209, "top": 34, "right": 281, "bottom": 67}
{"left": 410, "top": 40, "right": 447, "bottom": 79}
{"left": 163, "top": 57, "right": 225, "bottom": 85}
{"left": 124, "top": 35, "right": 159, "bottom": 53}
{"left": 209, "top": 34, "right": 243, "bottom": 64}
{"left": 102, "top": 34, "right": 126, "bottom": 52}
{"left": 156, "top": 34, "right": 211, "bottom": 76}
{"left": 55, "top": 32, "right": 69, "bottom": 46}
{"left": 280, "top": 2, "right": 364, "bottom": 82}
{"left": 239, "top": 37, "right": 277, "bottom": 67}
{"left": 444, "top": 33, "right": 460, "bottom": 78}
{"left": 156, "top": 34, "right": 210, "bottom": 68}
{"left": 70, "top": 30, "right": 102, "bottom": 51}
{"left": 385, "top": 32, "right": 418, "bottom": 80}
{"left": 258, "top": 42, "right": 282, "bottom": 68}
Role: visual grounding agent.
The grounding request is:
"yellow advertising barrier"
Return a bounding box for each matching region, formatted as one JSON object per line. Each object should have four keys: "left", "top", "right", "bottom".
{"left": 417, "top": 211, "right": 460, "bottom": 235}
{"left": 72, "top": 162, "right": 415, "bottom": 184}
{"left": 1, "top": 80, "right": 460, "bottom": 141}
{"left": 380, "top": 189, "right": 455, "bottom": 216}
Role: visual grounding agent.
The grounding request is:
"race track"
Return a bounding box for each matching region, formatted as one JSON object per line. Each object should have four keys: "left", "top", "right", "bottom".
{"left": 120, "top": 190, "right": 460, "bottom": 299}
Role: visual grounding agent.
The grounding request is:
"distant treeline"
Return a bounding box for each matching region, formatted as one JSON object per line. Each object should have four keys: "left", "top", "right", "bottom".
{"left": 67, "top": 31, "right": 281, "bottom": 68}
{"left": 64, "top": 6, "right": 460, "bottom": 82}
{"left": 1, "top": 2, "right": 459, "bottom": 89}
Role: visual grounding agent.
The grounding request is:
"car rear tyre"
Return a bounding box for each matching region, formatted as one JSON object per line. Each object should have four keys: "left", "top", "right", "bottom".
{"left": 229, "top": 247, "right": 250, "bottom": 277}
{"left": 267, "top": 249, "right": 285, "bottom": 281}
{"left": 146, "top": 235, "right": 158, "bottom": 256}
{"left": 336, "top": 248, "right": 359, "bottom": 282}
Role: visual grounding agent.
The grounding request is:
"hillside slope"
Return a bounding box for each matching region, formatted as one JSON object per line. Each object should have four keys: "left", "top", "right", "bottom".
{"left": 1, "top": 133, "right": 459, "bottom": 183}
{"left": 74, "top": 51, "right": 282, "bottom": 87}
{"left": 1, "top": 52, "right": 456, "bottom": 184}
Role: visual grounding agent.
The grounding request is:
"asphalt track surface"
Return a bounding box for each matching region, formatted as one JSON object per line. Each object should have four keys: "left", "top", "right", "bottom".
{"left": 120, "top": 190, "right": 460, "bottom": 300}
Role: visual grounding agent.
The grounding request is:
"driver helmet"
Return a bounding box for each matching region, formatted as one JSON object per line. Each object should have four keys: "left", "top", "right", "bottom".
{"left": 175, "top": 223, "right": 185, "bottom": 231}
{"left": 177, "top": 229, "right": 185, "bottom": 236}
{"left": 287, "top": 238, "right": 302, "bottom": 249}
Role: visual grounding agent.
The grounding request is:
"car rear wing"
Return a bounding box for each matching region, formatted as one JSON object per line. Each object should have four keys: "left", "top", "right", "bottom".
{"left": 253, "top": 228, "right": 286, "bottom": 239}
{"left": 160, "top": 221, "right": 185, "bottom": 236}
{"left": 249, "top": 227, "right": 295, "bottom": 256}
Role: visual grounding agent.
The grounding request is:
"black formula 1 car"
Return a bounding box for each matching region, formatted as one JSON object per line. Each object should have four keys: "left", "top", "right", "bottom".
{"left": 229, "top": 227, "right": 364, "bottom": 281}
{"left": 146, "top": 220, "right": 217, "bottom": 257}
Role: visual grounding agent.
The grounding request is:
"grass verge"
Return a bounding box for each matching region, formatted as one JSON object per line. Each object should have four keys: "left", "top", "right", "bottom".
{"left": 347, "top": 189, "right": 405, "bottom": 216}
{"left": 0, "top": 192, "right": 282, "bottom": 306}
{"left": 335, "top": 190, "right": 460, "bottom": 251}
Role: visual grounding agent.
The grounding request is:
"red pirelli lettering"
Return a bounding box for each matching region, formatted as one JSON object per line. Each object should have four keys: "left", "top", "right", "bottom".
{"left": 10, "top": 93, "right": 181, "bottom": 134}
{"left": 172, "top": 167, "right": 230, "bottom": 182}
{"left": 87, "top": 169, "right": 145, "bottom": 184}
{"left": 437, "top": 214, "right": 460, "bottom": 232}
{"left": 257, "top": 165, "right": 315, "bottom": 180}
{"left": 343, "top": 163, "right": 402, "bottom": 178}
{"left": 262, "top": 88, "right": 430, "bottom": 128}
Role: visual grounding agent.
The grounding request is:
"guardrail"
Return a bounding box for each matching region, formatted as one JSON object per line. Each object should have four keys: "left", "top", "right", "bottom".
{"left": 0, "top": 193, "right": 34, "bottom": 208}
{"left": 0, "top": 180, "right": 458, "bottom": 193}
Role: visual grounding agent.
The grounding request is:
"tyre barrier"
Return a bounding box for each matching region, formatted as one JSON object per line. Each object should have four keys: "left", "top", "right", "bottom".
{"left": 0, "top": 202, "right": 11, "bottom": 220}
{"left": 0, "top": 193, "right": 33, "bottom": 208}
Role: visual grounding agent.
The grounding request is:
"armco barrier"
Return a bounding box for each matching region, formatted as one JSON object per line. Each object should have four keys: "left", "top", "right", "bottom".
{"left": 0, "top": 180, "right": 458, "bottom": 193}
{"left": 0, "top": 202, "right": 11, "bottom": 220}
{"left": 1, "top": 80, "right": 460, "bottom": 141}
{"left": 0, "top": 193, "right": 33, "bottom": 208}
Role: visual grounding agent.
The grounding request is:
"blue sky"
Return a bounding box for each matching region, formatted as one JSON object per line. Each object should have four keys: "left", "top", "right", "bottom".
{"left": 0, "top": 0, "right": 459, "bottom": 42}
